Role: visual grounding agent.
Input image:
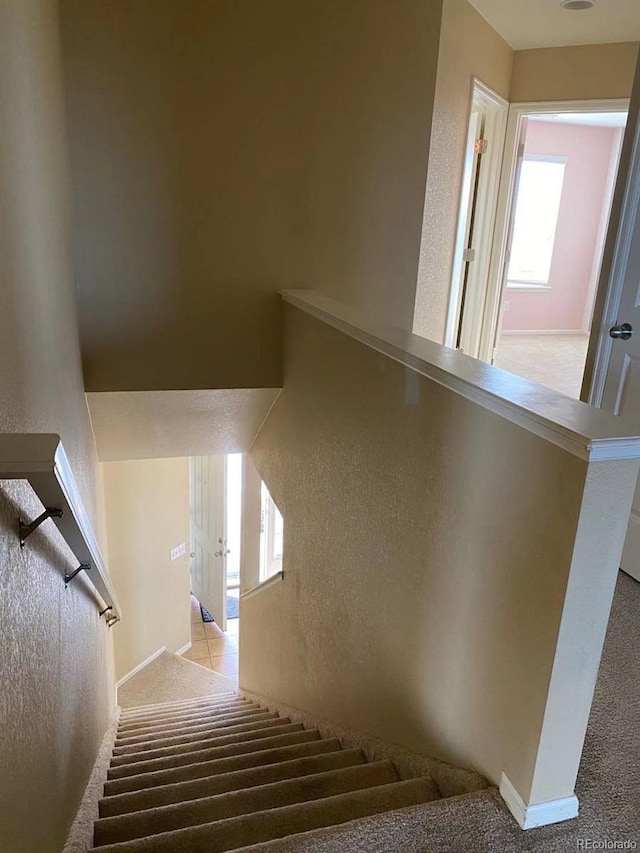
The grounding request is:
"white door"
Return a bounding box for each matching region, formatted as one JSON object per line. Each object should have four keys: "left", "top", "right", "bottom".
{"left": 590, "top": 73, "right": 640, "bottom": 582}
{"left": 190, "top": 456, "right": 228, "bottom": 629}
{"left": 447, "top": 80, "right": 508, "bottom": 355}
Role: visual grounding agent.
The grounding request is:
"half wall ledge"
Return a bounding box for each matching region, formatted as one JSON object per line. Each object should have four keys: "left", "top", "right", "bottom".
{"left": 280, "top": 289, "right": 640, "bottom": 463}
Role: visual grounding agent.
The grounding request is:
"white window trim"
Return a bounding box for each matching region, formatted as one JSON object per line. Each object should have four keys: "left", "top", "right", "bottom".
{"left": 259, "top": 484, "right": 283, "bottom": 583}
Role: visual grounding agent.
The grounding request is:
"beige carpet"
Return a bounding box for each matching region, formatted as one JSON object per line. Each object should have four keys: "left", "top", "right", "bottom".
{"left": 494, "top": 333, "right": 589, "bottom": 399}
{"left": 117, "top": 652, "right": 237, "bottom": 710}
{"left": 90, "top": 695, "right": 447, "bottom": 851}
{"left": 235, "top": 571, "right": 640, "bottom": 851}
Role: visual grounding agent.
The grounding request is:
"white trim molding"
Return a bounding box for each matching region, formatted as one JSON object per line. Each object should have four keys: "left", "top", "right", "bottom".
{"left": 442, "top": 77, "right": 509, "bottom": 355}
{"left": 175, "top": 641, "right": 192, "bottom": 657}
{"left": 116, "top": 646, "right": 166, "bottom": 690}
{"left": 240, "top": 571, "right": 284, "bottom": 601}
{"left": 500, "top": 772, "right": 579, "bottom": 830}
{"left": 281, "top": 290, "right": 640, "bottom": 462}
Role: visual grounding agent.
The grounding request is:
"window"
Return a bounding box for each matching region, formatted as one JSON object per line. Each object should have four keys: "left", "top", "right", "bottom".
{"left": 507, "top": 155, "right": 566, "bottom": 289}
{"left": 259, "top": 482, "right": 284, "bottom": 581}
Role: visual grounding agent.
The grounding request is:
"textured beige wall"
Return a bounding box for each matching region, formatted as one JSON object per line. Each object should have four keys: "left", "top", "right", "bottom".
{"left": 510, "top": 42, "right": 639, "bottom": 104}
{"left": 59, "top": 0, "right": 442, "bottom": 393}
{"left": 102, "top": 458, "right": 191, "bottom": 682}
{"left": 87, "top": 389, "right": 281, "bottom": 462}
{"left": 0, "top": 3, "right": 114, "bottom": 851}
{"left": 243, "top": 305, "right": 594, "bottom": 797}
{"left": 414, "top": 0, "right": 513, "bottom": 344}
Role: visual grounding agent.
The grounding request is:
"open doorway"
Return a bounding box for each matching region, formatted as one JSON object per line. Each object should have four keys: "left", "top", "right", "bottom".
{"left": 492, "top": 109, "right": 627, "bottom": 397}
{"left": 185, "top": 453, "right": 243, "bottom": 681}
{"left": 453, "top": 98, "right": 628, "bottom": 398}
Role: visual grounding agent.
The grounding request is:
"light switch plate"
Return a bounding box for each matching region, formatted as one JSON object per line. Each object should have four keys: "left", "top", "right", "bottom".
{"left": 170, "top": 542, "right": 187, "bottom": 562}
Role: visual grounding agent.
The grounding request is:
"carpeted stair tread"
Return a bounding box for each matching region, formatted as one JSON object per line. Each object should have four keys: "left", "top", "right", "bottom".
{"left": 90, "top": 777, "right": 440, "bottom": 853}
{"left": 118, "top": 705, "right": 253, "bottom": 733}
{"left": 99, "top": 749, "right": 368, "bottom": 818}
{"left": 107, "top": 728, "right": 321, "bottom": 780}
{"left": 225, "top": 789, "right": 499, "bottom": 853}
{"left": 93, "top": 761, "right": 402, "bottom": 846}
{"left": 103, "top": 738, "right": 343, "bottom": 797}
{"left": 110, "top": 721, "right": 302, "bottom": 769}
{"left": 119, "top": 693, "right": 239, "bottom": 719}
{"left": 119, "top": 698, "right": 245, "bottom": 726}
{"left": 120, "top": 690, "right": 238, "bottom": 710}
{"left": 113, "top": 712, "right": 282, "bottom": 754}
{"left": 119, "top": 699, "right": 250, "bottom": 730}
{"left": 116, "top": 706, "right": 265, "bottom": 741}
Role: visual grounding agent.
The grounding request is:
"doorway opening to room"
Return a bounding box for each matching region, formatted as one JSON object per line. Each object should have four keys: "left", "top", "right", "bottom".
{"left": 187, "top": 453, "right": 243, "bottom": 680}
{"left": 453, "top": 98, "right": 628, "bottom": 399}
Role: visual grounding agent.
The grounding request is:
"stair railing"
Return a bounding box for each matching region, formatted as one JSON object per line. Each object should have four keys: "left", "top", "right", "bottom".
{"left": 0, "top": 433, "right": 121, "bottom": 623}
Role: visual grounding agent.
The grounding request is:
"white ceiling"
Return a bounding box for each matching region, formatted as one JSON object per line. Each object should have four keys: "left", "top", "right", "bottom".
{"left": 531, "top": 110, "right": 628, "bottom": 127}
{"left": 469, "top": 0, "right": 640, "bottom": 49}
{"left": 87, "top": 389, "right": 281, "bottom": 462}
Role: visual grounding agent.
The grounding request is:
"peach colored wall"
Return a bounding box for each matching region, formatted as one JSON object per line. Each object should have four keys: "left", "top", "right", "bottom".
{"left": 502, "top": 121, "right": 618, "bottom": 333}
{"left": 510, "top": 43, "right": 638, "bottom": 104}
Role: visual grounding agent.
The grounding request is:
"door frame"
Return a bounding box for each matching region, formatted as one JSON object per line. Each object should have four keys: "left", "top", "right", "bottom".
{"left": 445, "top": 78, "right": 508, "bottom": 352}
{"left": 477, "top": 97, "right": 630, "bottom": 366}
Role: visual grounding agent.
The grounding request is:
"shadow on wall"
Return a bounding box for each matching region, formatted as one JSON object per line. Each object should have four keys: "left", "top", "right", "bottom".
{"left": 60, "top": 0, "right": 440, "bottom": 392}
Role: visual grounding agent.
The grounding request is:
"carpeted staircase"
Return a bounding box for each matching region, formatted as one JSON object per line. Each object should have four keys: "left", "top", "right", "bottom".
{"left": 90, "top": 692, "right": 447, "bottom": 852}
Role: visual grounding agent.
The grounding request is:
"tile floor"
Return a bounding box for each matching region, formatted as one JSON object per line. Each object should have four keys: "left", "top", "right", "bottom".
{"left": 493, "top": 333, "right": 590, "bottom": 399}
{"left": 181, "top": 594, "right": 239, "bottom": 682}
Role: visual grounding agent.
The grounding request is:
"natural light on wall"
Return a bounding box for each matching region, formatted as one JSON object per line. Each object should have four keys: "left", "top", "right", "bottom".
{"left": 226, "top": 453, "right": 243, "bottom": 591}
{"left": 260, "top": 482, "right": 284, "bottom": 581}
{"left": 507, "top": 155, "right": 566, "bottom": 289}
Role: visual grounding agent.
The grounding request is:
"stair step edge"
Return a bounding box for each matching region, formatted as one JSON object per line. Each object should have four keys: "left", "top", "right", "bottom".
{"left": 98, "top": 749, "right": 367, "bottom": 818}
{"left": 89, "top": 777, "right": 441, "bottom": 853}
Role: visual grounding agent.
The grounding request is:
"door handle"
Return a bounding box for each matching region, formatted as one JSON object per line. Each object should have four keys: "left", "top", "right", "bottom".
{"left": 609, "top": 323, "right": 633, "bottom": 340}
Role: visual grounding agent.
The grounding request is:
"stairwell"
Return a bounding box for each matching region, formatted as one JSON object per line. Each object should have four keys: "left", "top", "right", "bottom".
{"left": 90, "top": 692, "right": 456, "bottom": 852}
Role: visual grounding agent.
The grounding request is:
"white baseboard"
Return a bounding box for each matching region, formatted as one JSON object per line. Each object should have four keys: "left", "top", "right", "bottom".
{"left": 499, "top": 772, "right": 579, "bottom": 829}
{"left": 175, "top": 640, "right": 192, "bottom": 657}
{"left": 116, "top": 646, "right": 166, "bottom": 690}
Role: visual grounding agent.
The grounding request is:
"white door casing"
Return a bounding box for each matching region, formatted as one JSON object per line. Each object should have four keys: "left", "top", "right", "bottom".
{"left": 445, "top": 79, "right": 508, "bottom": 355}
{"left": 481, "top": 98, "right": 630, "bottom": 366}
{"left": 190, "top": 455, "right": 228, "bottom": 629}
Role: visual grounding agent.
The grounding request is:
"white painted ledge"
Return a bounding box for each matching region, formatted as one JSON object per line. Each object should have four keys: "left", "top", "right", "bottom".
{"left": 240, "top": 571, "right": 284, "bottom": 601}
{"left": 281, "top": 289, "right": 640, "bottom": 462}
{"left": 0, "top": 432, "right": 122, "bottom": 620}
{"left": 500, "top": 772, "right": 578, "bottom": 829}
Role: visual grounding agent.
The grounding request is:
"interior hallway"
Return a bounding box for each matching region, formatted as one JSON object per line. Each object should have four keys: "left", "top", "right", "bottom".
{"left": 181, "top": 594, "right": 239, "bottom": 682}
{"left": 493, "top": 333, "right": 590, "bottom": 399}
